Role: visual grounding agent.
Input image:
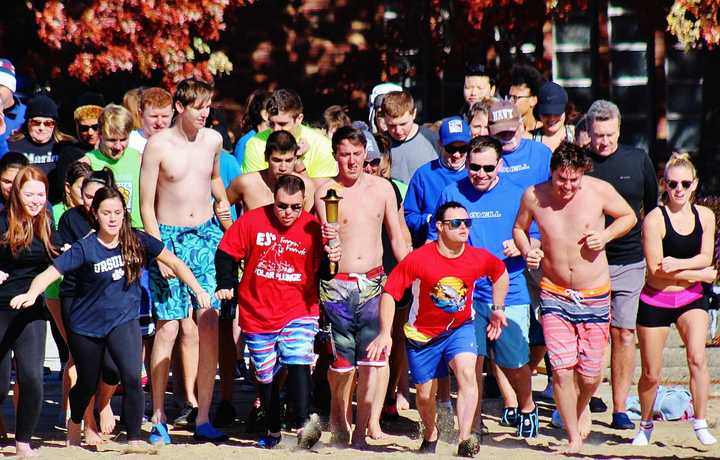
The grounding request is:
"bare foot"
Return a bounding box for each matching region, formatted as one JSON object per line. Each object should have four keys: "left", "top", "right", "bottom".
{"left": 99, "top": 405, "right": 116, "bottom": 434}
{"left": 350, "top": 433, "right": 369, "bottom": 449}
{"left": 367, "top": 423, "right": 387, "bottom": 440}
{"left": 84, "top": 426, "right": 104, "bottom": 446}
{"left": 15, "top": 441, "right": 38, "bottom": 457}
{"left": 66, "top": 421, "right": 82, "bottom": 447}
{"left": 123, "top": 440, "right": 157, "bottom": 455}
{"left": 330, "top": 430, "right": 351, "bottom": 447}
{"left": 578, "top": 407, "right": 592, "bottom": 440}
{"left": 562, "top": 439, "right": 583, "bottom": 454}
{"left": 396, "top": 392, "right": 410, "bottom": 411}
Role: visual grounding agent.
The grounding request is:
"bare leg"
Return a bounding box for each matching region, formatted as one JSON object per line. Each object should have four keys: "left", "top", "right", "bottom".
{"left": 610, "top": 326, "right": 636, "bottom": 413}
{"left": 367, "top": 364, "right": 389, "bottom": 439}
{"left": 328, "top": 368, "right": 355, "bottom": 436}
{"left": 636, "top": 326, "right": 668, "bottom": 421}
{"left": 472, "top": 356, "right": 485, "bottom": 432}
{"left": 353, "top": 365, "right": 388, "bottom": 447}
{"left": 437, "top": 376, "right": 451, "bottom": 403}
{"left": 493, "top": 360, "right": 518, "bottom": 408}
{"left": 195, "top": 308, "right": 219, "bottom": 426}
{"left": 66, "top": 420, "right": 82, "bottom": 447}
{"left": 82, "top": 395, "right": 103, "bottom": 445}
{"left": 151, "top": 320, "right": 180, "bottom": 424}
{"left": 415, "top": 379, "right": 439, "bottom": 441}
{"left": 448, "top": 353, "right": 477, "bottom": 441}
{"left": 676, "top": 309, "right": 710, "bottom": 419}
{"left": 528, "top": 345, "right": 546, "bottom": 373}
{"left": 179, "top": 317, "right": 200, "bottom": 410}
{"left": 386, "top": 308, "right": 409, "bottom": 410}
{"left": 553, "top": 367, "right": 600, "bottom": 453}
{"left": 502, "top": 364, "right": 534, "bottom": 412}
{"left": 96, "top": 382, "right": 117, "bottom": 434}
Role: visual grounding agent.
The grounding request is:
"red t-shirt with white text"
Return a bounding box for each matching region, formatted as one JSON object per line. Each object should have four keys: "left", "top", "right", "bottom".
{"left": 384, "top": 242, "right": 506, "bottom": 342}
{"left": 217, "top": 206, "right": 321, "bottom": 333}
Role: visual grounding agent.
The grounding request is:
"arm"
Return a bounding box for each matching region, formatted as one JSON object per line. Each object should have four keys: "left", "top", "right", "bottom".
{"left": 403, "top": 177, "right": 429, "bottom": 237}
{"left": 214, "top": 248, "right": 239, "bottom": 300}
{"left": 383, "top": 182, "right": 411, "bottom": 261}
{"left": 584, "top": 181, "right": 637, "bottom": 251}
{"left": 365, "top": 293, "right": 397, "bottom": 361}
{"left": 302, "top": 176, "right": 316, "bottom": 212}
{"left": 661, "top": 206, "right": 716, "bottom": 272}
{"left": 513, "top": 189, "right": 544, "bottom": 269}
{"left": 156, "top": 248, "right": 212, "bottom": 308}
{"left": 139, "top": 140, "right": 162, "bottom": 240}
{"left": 642, "top": 152, "right": 659, "bottom": 216}
{"left": 210, "top": 139, "right": 232, "bottom": 230}
{"left": 226, "top": 176, "right": 244, "bottom": 207}
{"left": 10, "top": 266, "right": 62, "bottom": 309}
{"left": 486, "top": 267, "right": 510, "bottom": 340}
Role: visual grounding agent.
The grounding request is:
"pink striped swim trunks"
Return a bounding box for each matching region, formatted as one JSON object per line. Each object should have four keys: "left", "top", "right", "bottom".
{"left": 539, "top": 280, "right": 611, "bottom": 377}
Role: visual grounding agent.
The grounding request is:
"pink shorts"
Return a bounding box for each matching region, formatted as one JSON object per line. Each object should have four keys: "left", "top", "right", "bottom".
{"left": 540, "top": 281, "right": 611, "bottom": 377}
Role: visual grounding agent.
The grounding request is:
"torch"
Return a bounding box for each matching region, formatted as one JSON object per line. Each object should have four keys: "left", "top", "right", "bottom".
{"left": 321, "top": 188, "right": 342, "bottom": 275}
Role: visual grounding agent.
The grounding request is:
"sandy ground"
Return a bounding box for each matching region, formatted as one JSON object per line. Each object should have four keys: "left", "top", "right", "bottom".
{"left": 1, "top": 373, "right": 719, "bottom": 459}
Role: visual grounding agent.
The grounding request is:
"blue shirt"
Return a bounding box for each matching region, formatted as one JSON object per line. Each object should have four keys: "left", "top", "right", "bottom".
{"left": 54, "top": 231, "right": 164, "bottom": 337}
{"left": 219, "top": 150, "right": 242, "bottom": 221}
{"left": 0, "top": 96, "right": 26, "bottom": 156}
{"left": 429, "top": 177, "right": 538, "bottom": 305}
{"left": 499, "top": 138, "right": 552, "bottom": 190}
{"left": 404, "top": 159, "right": 466, "bottom": 247}
{"left": 233, "top": 129, "right": 256, "bottom": 171}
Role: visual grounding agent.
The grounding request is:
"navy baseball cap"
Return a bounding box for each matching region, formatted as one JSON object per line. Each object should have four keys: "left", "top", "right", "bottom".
{"left": 537, "top": 81, "right": 568, "bottom": 116}
{"left": 439, "top": 116, "right": 471, "bottom": 147}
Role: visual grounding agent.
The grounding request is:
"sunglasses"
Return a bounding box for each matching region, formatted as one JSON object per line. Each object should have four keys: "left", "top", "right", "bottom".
{"left": 276, "top": 202, "right": 303, "bottom": 211}
{"left": 364, "top": 158, "right": 381, "bottom": 168}
{"left": 445, "top": 144, "right": 468, "bottom": 155}
{"left": 468, "top": 163, "right": 497, "bottom": 173}
{"left": 79, "top": 123, "right": 99, "bottom": 133}
{"left": 441, "top": 218, "right": 473, "bottom": 229}
{"left": 666, "top": 180, "right": 693, "bottom": 190}
{"left": 29, "top": 119, "right": 56, "bottom": 128}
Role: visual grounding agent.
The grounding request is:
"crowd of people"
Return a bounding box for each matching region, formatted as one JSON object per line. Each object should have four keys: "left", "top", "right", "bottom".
{"left": 0, "top": 55, "right": 716, "bottom": 458}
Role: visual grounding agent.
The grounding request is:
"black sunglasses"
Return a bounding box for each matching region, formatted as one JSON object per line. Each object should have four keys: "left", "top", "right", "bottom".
{"left": 445, "top": 144, "right": 469, "bottom": 155}
{"left": 468, "top": 163, "right": 497, "bottom": 173}
{"left": 276, "top": 203, "right": 303, "bottom": 211}
{"left": 364, "top": 158, "right": 381, "bottom": 167}
{"left": 441, "top": 218, "right": 473, "bottom": 229}
{"left": 79, "top": 123, "right": 99, "bottom": 133}
{"left": 666, "top": 180, "right": 692, "bottom": 190}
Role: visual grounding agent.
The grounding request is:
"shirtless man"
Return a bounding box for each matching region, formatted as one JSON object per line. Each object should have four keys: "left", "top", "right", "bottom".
{"left": 314, "top": 126, "right": 410, "bottom": 447}
{"left": 227, "top": 130, "right": 314, "bottom": 212}
{"left": 512, "top": 143, "right": 636, "bottom": 453}
{"left": 140, "top": 78, "right": 231, "bottom": 444}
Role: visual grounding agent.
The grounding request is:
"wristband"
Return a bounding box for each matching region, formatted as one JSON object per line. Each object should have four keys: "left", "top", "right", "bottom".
{"left": 491, "top": 304, "right": 505, "bottom": 312}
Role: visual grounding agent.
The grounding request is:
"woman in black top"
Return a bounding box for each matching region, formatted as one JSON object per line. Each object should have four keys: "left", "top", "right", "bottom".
{"left": 13, "top": 186, "right": 212, "bottom": 450}
{"left": 634, "top": 153, "right": 717, "bottom": 446}
{"left": 0, "top": 165, "right": 58, "bottom": 457}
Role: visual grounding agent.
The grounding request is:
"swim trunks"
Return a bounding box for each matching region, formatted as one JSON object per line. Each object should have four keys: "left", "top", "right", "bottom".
{"left": 539, "top": 280, "right": 610, "bottom": 377}
{"left": 150, "top": 218, "right": 222, "bottom": 320}
{"left": 319, "top": 266, "right": 387, "bottom": 371}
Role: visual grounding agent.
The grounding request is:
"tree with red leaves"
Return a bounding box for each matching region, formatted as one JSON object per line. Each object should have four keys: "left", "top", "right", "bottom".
{"left": 32, "top": 0, "right": 249, "bottom": 87}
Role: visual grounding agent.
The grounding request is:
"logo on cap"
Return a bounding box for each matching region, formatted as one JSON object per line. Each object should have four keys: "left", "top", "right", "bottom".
{"left": 448, "top": 119, "right": 463, "bottom": 134}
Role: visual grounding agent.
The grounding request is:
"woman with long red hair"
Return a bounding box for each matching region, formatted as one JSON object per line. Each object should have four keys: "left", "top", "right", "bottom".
{"left": 0, "top": 165, "right": 58, "bottom": 457}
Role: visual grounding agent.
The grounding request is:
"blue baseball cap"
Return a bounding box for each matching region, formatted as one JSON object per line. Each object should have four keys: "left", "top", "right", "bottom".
{"left": 439, "top": 116, "right": 471, "bottom": 147}
{"left": 537, "top": 81, "right": 568, "bottom": 116}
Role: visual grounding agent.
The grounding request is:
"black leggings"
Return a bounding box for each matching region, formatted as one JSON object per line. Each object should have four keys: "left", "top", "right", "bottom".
{"left": 68, "top": 320, "right": 143, "bottom": 440}
{"left": 258, "top": 364, "right": 312, "bottom": 433}
{"left": 0, "top": 303, "right": 47, "bottom": 443}
{"left": 61, "top": 296, "right": 120, "bottom": 385}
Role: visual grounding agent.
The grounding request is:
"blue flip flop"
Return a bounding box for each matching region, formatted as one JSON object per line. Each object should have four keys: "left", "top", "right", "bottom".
{"left": 149, "top": 423, "right": 171, "bottom": 446}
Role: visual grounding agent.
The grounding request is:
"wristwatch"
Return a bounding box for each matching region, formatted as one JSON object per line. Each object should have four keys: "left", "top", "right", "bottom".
{"left": 491, "top": 304, "right": 505, "bottom": 312}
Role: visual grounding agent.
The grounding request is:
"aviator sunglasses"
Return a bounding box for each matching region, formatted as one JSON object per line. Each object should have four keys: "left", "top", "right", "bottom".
{"left": 666, "top": 180, "right": 692, "bottom": 190}
{"left": 441, "top": 218, "right": 473, "bottom": 229}
{"left": 276, "top": 203, "right": 303, "bottom": 211}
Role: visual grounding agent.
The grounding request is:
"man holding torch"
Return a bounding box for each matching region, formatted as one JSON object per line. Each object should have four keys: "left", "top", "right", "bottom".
{"left": 314, "top": 126, "right": 410, "bottom": 448}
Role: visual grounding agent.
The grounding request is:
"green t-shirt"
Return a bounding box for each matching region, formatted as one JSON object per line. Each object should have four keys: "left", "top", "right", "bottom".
{"left": 242, "top": 125, "right": 338, "bottom": 178}
{"left": 85, "top": 147, "right": 143, "bottom": 229}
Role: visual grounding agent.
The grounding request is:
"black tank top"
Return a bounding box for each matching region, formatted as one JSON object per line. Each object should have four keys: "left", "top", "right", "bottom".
{"left": 661, "top": 205, "right": 702, "bottom": 259}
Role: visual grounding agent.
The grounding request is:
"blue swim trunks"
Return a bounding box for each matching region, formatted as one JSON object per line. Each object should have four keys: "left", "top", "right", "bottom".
{"left": 150, "top": 218, "right": 223, "bottom": 320}
{"left": 244, "top": 316, "right": 318, "bottom": 384}
{"left": 406, "top": 321, "right": 477, "bottom": 385}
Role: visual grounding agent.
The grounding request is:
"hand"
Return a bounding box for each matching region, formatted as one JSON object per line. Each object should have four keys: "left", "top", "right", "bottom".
{"left": 195, "top": 290, "right": 212, "bottom": 309}
{"left": 487, "top": 310, "right": 507, "bottom": 340}
{"left": 324, "top": 242, "right": 341, "bottom": 262}
{"left": 214, "top": 199, "right": 232, "bottom": 222}
{"left": 366, "top": 333, "right": 392, "bottom": 362}
{"left": 158, "top": 260, "right": 176, "bottom": 279}
{"left": 321, "top": 222, "right": 339, "bottom": 241}
{"left": 524, "top": 248, "right": 544, "bottom": 270}
{"left": 296, "top": 138, "right": 310, "bottom": 158}
{"left": 661, "top": 257, "right": 683, "bottom": 273}
{"left": 502, "top": 239, "right": 521, "bottom": 257}
{"left": 0, "top": 270, "right": 8, "bottom": 285}
{"left": 10, "top": 293, "right": 37, "bottom": 310}
{"left": 61, "top": 243, "right": 71, "bottom": 252}
{"left": 215, "top": 288, "right": 234, "bottom": 301}
{"left": 582, "top": 230, "right": 607, "bottom": 251}
{"left": 698, "top": 267, "right": 718, "bottom": 283}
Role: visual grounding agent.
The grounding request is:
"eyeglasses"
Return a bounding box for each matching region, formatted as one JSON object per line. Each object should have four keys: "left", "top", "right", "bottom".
{"left": 29, "top": 119, "right": 56, "bottom": 128}
{"left": 441, "top": 218, "right": 473, "bottom": 229}
{"left": 276, "top": 202, "right": 303, "bottom": 211}
{"left": 364, "top": 158, "right": 381, "bottom": 168}
{"left": 468, "top": 163, "right": 497, "bottom": 173}
{"left": 508, "top": 95, "right": 532, "bottom": 102}
{"left": 79, "top": 123, "right": 99, "bottom": 133}
{"left": 445, "top": 144, "right": 468, "bottom": 155}
{"left": 666, "top": 180, "right": 693, "bottom": 190}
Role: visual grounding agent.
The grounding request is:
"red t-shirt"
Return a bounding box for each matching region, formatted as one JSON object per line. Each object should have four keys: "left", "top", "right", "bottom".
{"left": 384, "top": 242, "right": 506, "bottom": 342}
{"left": 217, "top": 206, "right": 321, "bottom": 333}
